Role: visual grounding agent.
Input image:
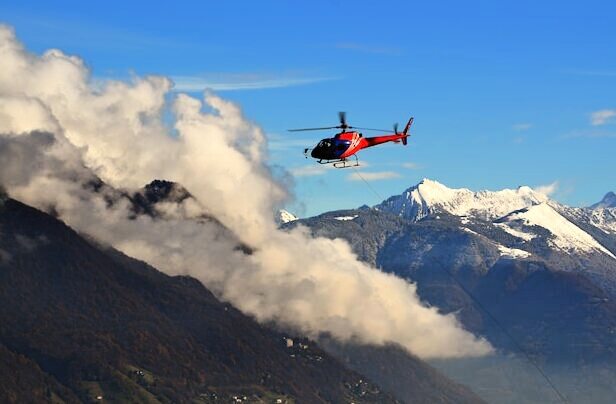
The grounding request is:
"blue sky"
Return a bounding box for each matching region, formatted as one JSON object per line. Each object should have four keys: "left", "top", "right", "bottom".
{"left": 2, "top": 0, "right": 615, "bottom": 216}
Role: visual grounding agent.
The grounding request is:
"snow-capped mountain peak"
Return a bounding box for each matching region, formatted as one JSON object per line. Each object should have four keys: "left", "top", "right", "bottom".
{"left": 591, "top": 191, "right": 616, "bottom": 209}
{"left": 374, "top": 179, "right": 616, "bottom": 261}
{"left": 277, "top": 209, "right": 298, "bottom": 225}
{"left": 376, "top": 178, "right": 548, "bottom": 221}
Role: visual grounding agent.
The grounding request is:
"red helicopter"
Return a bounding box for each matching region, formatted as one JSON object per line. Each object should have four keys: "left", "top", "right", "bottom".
{"left": 289, "top": 112, "right": 413, "bottom": 168}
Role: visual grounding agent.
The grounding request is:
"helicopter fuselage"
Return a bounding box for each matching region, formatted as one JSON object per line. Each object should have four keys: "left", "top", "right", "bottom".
{"left": 292, "top": 115, "right": 414, "bottom": 168}
{"left": 310, "top": 131, "right": 408, "bottom": 162}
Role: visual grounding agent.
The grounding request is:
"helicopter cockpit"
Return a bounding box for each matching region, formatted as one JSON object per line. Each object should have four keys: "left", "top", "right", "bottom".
{"left": 311, "top": 138, "right": 351, "bottom": 159}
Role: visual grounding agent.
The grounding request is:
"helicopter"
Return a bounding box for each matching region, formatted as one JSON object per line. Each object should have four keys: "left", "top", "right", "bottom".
{"left": 289, "top": 112, "right": 413, "bottom": 168}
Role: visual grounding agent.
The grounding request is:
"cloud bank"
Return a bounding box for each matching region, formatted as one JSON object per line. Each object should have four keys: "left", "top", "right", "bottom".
{"left": 0, "top": 24, "right": 491, "bottom": 358}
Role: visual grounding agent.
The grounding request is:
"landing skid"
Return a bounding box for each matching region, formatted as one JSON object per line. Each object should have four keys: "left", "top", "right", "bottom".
{"left": 319, "top": 155, "right": 360, "bottom": 169}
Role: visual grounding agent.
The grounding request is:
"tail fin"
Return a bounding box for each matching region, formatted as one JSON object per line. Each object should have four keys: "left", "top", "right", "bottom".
{"left": 401, "top": 117, "right": 413, "bottom": 145}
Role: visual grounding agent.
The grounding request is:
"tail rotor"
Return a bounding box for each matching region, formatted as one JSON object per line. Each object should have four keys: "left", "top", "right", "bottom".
{"left": 401, "top": 117, "right": 413, "bottom": 145}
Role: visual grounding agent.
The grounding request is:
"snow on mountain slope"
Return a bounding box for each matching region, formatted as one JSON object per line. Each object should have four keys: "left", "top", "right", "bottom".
{"left": 462, "top": 226, "right": 532, "bottom": 258}
{"left": 497, "top": 244, "right": 531, "bottom": 259}
{"left": 502, "top": 203, "right": 616, "bottom": 259}
{"left": 277, "top": 209, "right": 298, "bottom": 225}
{"left": 556, "top": 205, "right": 616, "bottom": 236}
{"left": 494, "top": 222, "right": 536, "bottom": 241}
{"left": 589, "top": 208, "right": 616, "bottom": 234}
{"left": 334, "top": 215, "right": 359, "bottom": 221}
{"left": 376, "top": 178, "right": 548, "bottom": 221}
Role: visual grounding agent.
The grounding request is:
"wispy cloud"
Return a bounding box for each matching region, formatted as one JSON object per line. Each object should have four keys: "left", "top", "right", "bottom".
{"left": 347, "top": 171, "right": 401, "bottom": 182}
{"left": 291, "top": 161, "right": 373, "bottom": 177}
{"left": 534, "top": 181, "right": 559, "bottom": 197}
{"left": 268, "top": 136, "right": 315, "bottom": 152}
{"left": 401, "top": 162, "right": 421, "bottom": 169}
{"left": 172, "top": 74, "right": 337, "bottom": 91}
{"left": 590, "top": 109, "right": 616, "bottom": 126}
{"left": 290, "top": 164, "right": 332, "bottom": 177}
{"left": 513, "top": 123, "right": 533, "bottom": 131}
{"left": 335, "top": 42, "right": 401, "bottom": 55}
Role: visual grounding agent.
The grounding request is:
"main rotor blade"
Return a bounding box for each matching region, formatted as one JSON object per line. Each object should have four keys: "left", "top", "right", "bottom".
{"left": 350, "top": 126, "right": 392, "bottom": 132}
{"left": 288, "top": 126, "right": 339, "bottom": 132}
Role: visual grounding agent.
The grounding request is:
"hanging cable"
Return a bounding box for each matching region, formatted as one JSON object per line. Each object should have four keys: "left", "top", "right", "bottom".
{"left": 431, "top": 256, "right": 569, "bottom": 403}
{"left": 351, "top": 165, "right": 385, "bottom": 202}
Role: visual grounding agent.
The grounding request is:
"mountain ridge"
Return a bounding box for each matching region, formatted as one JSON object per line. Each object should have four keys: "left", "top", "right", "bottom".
{"left": 373, "top": 178, "right": 616, "bottom": 263}
{"left": 0, "top": 194, "right": 486, "bottom": 403}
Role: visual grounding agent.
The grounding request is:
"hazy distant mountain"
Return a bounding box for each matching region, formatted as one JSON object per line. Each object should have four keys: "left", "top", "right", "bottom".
{"left": 591, "top": 191, "right": 616, "bottom": 209}
{"left": 288, "top": 179, "right": 616, "bottom": 403}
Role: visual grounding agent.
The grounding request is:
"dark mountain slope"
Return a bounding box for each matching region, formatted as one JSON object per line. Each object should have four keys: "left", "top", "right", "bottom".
{"left": 0, "top": 342, "right": 80, "bottom": 403}
{"left": 0, "top": 197, "right": 399, "bottom": 403}
{"left": 318, "top": 339, "right": 485, "bottom": 404}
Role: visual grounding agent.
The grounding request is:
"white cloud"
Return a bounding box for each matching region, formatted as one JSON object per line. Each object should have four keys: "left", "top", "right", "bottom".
{"left": 590, "top": 109, "right": 616, "bottom": 126}
{"left": 0, "top": 25, "right": 492, "bottom": 359}
{"left": 513, "top": 123, "right": 533, "bottom": 131}
{"left": 172, "top": 74, "right": 336, "bottom": 91}
{"left": 348, "top": 171, "right": 401, "bottom": 181}
{"left": 534, "top": 181, "right": 559, "bottom": 197}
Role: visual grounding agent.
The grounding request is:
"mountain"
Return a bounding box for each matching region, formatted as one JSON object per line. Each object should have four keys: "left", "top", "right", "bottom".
{"left": 0, "top": 196, "right": 402, "bottom": 403}
{"left": 374, "top": 179, "right": 616, "bottom": 292}
{"left": 376, "top": 178, "right": 549, "bottom": 222}
{"left": 0, "top": 194, "right": 487, "bottom": 403}
{"left": 287, "top": 179, "right": 616, "bottom": 403}
{"left": 591, "top": 192, "right": 616, "bottom": 209}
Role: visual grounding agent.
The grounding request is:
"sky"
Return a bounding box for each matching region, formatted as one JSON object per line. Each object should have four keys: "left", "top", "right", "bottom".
{"left": 2, "top": 0, "right": 615, "bottom": 216}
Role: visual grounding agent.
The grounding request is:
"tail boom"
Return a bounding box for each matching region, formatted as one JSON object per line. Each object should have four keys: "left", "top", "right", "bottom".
{"left": 362, "top": 116, "right": 413, "bottom": 147}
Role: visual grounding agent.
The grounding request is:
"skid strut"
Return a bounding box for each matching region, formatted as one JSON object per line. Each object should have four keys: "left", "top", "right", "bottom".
{"left": 316, "top": 154, "right": 359, "bottom": 168}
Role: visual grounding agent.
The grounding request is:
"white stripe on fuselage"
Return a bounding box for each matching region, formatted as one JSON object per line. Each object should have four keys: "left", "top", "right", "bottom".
{"left": 345, "top": 133, "right": 361, "bottom": 156}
